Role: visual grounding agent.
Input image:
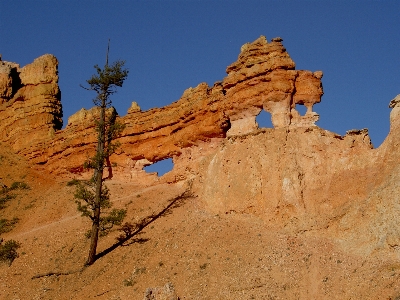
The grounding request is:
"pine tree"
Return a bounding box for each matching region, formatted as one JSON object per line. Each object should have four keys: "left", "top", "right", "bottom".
{"left": 76, "top": 42, "right": 129, "bottom": 265}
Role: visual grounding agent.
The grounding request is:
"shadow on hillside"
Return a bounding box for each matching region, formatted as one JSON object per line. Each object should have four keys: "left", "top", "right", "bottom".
{"left": 95, "top": 189, "right": 194, "bottom": 262}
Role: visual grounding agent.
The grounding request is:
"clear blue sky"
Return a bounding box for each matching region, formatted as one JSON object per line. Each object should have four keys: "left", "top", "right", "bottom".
{"left": 1, "top": 1, "right": 399, "bottom": 149}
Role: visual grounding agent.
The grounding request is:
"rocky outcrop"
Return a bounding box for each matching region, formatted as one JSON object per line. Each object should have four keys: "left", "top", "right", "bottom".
{"left": 0, "top": 35, "right": 394, "bottom": 195}
{"left": 389, "top": 94, "right": 400, "bottom": 134}
{"left": 223, "top": 36, "right": 323, "bottom": 130}
{"left": 0, "top": 36, "right": 325, "bottom": 175}
{"left": 0, "top": 54, "right": 62, "bottom": 158}
{"left": 182, "top": 93, "right": 398, "bottom": 258}
{"left": 143, "top": 283, "right": 179, "bottom": 300}
{"left": 115, "top": 36, "right": 322, "bottom": 166}
{"left": 198, "top": 126, "right": 375, "bottom": 223}
{"left": 0, "top": 58, "right": 20, "bottom": 102}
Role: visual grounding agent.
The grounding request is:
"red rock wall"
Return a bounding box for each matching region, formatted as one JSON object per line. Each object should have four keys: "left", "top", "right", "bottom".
{"left": 0, "top": 54, "right": 62, "bottom": 160}
{"left": 1, "top": 35, "right": 399, "bottom": 251}
{"left": 0, "top": 36, "right": 335, "bottom": 176}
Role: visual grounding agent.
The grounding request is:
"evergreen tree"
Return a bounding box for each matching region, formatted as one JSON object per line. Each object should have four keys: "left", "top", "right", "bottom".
{"left": 76, "top": 42, "right": 129, "bottom": 265}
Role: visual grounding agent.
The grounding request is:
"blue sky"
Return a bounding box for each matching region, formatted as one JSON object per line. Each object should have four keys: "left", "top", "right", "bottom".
{"left": 1, "top": 1, "right": 399, "bottom": 151}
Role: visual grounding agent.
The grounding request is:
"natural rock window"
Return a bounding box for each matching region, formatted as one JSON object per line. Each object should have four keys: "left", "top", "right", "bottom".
{"left": 256, "top": 110, "right": 273, "bottom": 129}
{"left": 294, "top": 104, "right": 307, "bottom": 116}
{"left": 144, "top": 158, "right": 174, "bottom": 177}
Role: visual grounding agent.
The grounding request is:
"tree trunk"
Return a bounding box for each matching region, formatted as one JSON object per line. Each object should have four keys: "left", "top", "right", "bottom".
{"left": 86, "top": 167, "right": 103, "bottom": 265}
{"left": 86, "top": 101, "right": 106, "bottom": 265}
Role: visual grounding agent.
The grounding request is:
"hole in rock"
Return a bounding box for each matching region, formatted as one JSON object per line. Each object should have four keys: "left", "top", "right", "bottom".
{"left": 144, "top": 158, "right": 174, "bottom": 176}
{"left": 295, "top": 104, "right": 307, "bottom": 116}
{"left": 256, "top": 110, "right": 273, "bottom": 128}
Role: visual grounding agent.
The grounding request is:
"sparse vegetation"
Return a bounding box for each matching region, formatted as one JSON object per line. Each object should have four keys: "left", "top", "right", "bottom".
{"left": 0, "top": 181, "right": 30, "bottom": 209}
{"left": 1, "top": 181, "right": 30, "bottom": 194}
{"left": 0, "top": 194, "right": 16, "bottom": 209}
{"left": 123, "top": 278, "right": 135, "bottom": 286}
{"left": 9, "top": 181, "right": 29, "bottom": 190}
{"left": 23, "top": 200, "right": 36, "bottom": 210}
{"left": 66, "top": 178, "right": 80, "bottom": 186}
{"left": 0, "top": 239, "right": 21, "bottom": 266}
{"left": 0, "top": 151, "right": 29, "bottom": 268}
{"left": 0, "top": 218, "right": 19, "bottom": 234}
{"left": 99, "top": 208, "right": 126, "bottom": 235}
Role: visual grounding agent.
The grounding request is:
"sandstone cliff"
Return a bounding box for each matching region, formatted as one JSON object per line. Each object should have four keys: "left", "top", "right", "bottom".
{"left": 0, "top": 37, "right": 399, "bottom": 247}
{"left": 0, "top": 54, "right": 62, "bottom": 160}
{"left": 0, "top": 36, "right": 324, "bottom": 176}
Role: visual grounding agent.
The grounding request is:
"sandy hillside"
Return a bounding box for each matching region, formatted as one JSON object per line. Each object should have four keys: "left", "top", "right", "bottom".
{"left": 1, "top": 143, "right": 400, "bottom": 300}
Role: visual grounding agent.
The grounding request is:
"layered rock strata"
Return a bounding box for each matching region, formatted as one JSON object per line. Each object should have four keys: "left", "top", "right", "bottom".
{"left": 0, "top": 35, "right": 399, "bottom": 266}
{"left": 191, "top": 94, "right": 400, "bottom": 257}
{"left": 1, "top": 38, "right": 400, "bottom": 298}
{"left": 0, "top": 36, "right": 325, "bottom": 175}
{"left": 0, "top": 54, "right": 62, "bottom": 159}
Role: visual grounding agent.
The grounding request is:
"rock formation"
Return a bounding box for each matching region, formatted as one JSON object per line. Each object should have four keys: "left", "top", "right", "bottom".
{"left": 0, "top": 38, "right": 398, "bottom": 233}
{"left": 0, "top": 36, "right": 324, "bottom": 175}
{"left": 0, "top": 54, "right": 62, "bottom": 160}
{"left": 1, "top": 36, "right": 400, "bottom": 299}
{"left": 144, "top": 282, "right": 179, "bottom": 300}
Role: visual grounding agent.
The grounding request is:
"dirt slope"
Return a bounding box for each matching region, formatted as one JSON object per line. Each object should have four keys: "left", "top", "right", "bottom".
{"left": 1, "top": 142, "right": 400, "bottom": 300}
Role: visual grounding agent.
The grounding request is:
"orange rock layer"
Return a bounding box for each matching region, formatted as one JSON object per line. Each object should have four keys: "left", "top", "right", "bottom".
{"left": 0, "top": 54, "right": 62, "bottom": 158}
{"left": 0, "top": 36, "right": 326, "bottom": 175}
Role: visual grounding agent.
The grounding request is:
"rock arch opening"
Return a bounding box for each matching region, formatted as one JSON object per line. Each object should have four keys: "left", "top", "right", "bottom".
{"left": 295, "top": 104, "right": 307, "bottom": 116}
{"left": 256, "top": 109, "right": 273, "bottom": 128}
{"left": 144, "top": 158, "right": 174, "bottom": 176}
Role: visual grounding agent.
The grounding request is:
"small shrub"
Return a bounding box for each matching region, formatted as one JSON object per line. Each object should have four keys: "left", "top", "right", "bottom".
{"left": 1, "top": 181, "right": 29, "bottom": 195}
{"left": 85, "top": 229, "right": 92, "bottom": 239}
{"left": 132, "top": 267, "right": 146, "bottom": 276}
{"left": 0, "top": 194, "right": 16, "bottom": 209}
{"left": 0, "top": 186, "right": 8, "bottom": 195}
{"left": 10, "top": 181, "right": 29, "bottom": 190}
{"left": 123, "top": 278, "right": 135, "bottom": 286}
{"left": 66, "top": 179, "right": 80, "bottom": 186}
{"left": 23, "top": 201, "right": 35, "bottom": 210}
{"left": 0, "top": 181, "right": 29, "bottom": 210}
{"left": 0, "top": 218, "right": 19, "bottom": 234}
{"left": 0, "top": 239, "right": 21, "bottom": 266}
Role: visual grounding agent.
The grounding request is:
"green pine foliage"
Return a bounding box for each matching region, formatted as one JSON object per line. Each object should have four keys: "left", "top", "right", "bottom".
{"left": 73, "top": 180, "right": 126, "bottom": 237}
{"left": 74, "top": 46, "right": 129, "bottom": 265}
